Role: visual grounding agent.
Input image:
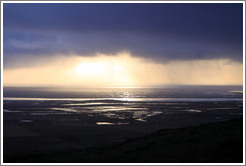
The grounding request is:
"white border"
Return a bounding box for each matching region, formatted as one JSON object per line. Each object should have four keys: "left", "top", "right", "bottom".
{"left": 1, "top": 1, "right": 4, "bottom": 165}
{"left": 243, "top": 0, "right": 245, "bottom": 165}
{"left": 1, "top": 163, "right": 245, "bottom": 166}
{"left": 0, "top": 1, "right": 245, "bottom": 3}
{"left": 1, "top": 1, "right": 245, "bottom": 165}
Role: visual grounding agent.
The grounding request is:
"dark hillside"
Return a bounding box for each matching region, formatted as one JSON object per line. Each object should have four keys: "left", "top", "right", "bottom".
{"left": 4, "top": 118, "right": 243, "bottom": 163}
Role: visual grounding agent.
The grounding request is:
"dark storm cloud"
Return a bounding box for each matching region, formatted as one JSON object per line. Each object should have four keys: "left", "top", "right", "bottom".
{"left": 3, "top": 3, "right": 243, "bottom": 68}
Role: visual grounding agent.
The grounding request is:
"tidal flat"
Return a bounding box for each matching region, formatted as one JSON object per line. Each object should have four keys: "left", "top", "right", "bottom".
{"left": 3, "top": 99, "right": 243, "bottom": 163}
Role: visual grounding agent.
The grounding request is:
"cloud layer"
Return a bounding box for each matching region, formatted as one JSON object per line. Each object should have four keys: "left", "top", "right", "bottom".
{"left": 3, "top": 3, "right": 243, "bottom": 69}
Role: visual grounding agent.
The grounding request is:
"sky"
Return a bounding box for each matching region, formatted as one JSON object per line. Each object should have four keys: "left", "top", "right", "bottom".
{"left": 3, "top": 3, "right": 244, "bottom": 86}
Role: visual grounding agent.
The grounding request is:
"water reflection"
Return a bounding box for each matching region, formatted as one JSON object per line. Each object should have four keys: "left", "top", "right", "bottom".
{"left": 3, "top": 97, "right": 243, "bottom": 126}
{"left": 96, "top": 122, "right": 115, "bottom": 125}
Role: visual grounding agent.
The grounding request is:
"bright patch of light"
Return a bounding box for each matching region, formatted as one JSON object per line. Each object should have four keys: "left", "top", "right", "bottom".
{"left": 114, "top": 63, "right": 122, "bottom": 73}
{"left": 73, "top": 56, "right": 135, "bottom": 85}
{"left": 75, "top": 62, "right": 105, "bottom": 75}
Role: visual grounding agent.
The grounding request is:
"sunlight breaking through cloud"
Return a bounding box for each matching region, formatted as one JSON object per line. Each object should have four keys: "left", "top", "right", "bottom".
{"left": 3, "top": 52, "right": 243, "bottom": 86}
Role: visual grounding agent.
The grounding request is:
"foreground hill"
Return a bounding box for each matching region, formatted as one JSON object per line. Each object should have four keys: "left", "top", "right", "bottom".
{"left": 4, "top": 118, "right": 243, "bottom": 163}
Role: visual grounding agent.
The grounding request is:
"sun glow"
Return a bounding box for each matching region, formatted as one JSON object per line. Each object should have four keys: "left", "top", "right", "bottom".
{"left": 3, "top": 52, "right": 243, "bottom": 87}
{"left": 75, "top": 62, "right": 106, "bottom": 76}
{"left": 73, "top": 55, "right": 134, "bottom": 85}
